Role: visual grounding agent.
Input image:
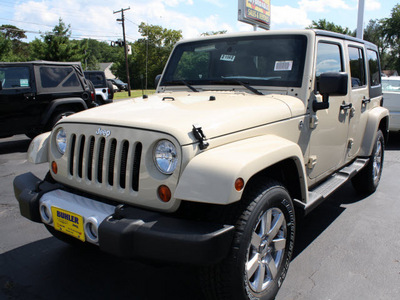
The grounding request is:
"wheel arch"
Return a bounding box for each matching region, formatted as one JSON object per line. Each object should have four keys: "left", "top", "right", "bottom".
{"left": 359, "top": 106, "right": 389, "bottom": 156}
{"left": 175, "top": 135, "right": 308, "bottom": 206}
{"left": 41, "top": 98, "right": 88, "bottom": 127}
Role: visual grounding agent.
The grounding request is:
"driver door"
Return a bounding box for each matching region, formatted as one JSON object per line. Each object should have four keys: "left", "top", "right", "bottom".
{"left": 308, "top": 38, "right": 351, "bottom": 180}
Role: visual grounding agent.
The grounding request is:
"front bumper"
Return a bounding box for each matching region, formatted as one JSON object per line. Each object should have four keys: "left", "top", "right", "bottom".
{"left": 14, "top": 172, "right": 235, "bottom": 265}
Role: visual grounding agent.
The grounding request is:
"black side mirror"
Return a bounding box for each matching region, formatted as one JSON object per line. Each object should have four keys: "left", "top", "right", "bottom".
{"left": 313, "top": 72, "right": 348, "bottom": 111}
{"left": 155, "top": 74, "right": 162, "bottom": 89}
{"left": 0, "top": 81, "right": 2, "bottom": 91}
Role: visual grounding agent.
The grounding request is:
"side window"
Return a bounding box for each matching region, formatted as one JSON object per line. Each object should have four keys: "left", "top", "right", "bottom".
{"left": 316, "top": 42, "right": 343, "bottom": 77}
{"left": 0, "top": 67, "right": 31, "bottom": 89}
{"left": 40, "top": 66, "right": 80, "bottom": 89}
{"left": 367, "top": 49, "right": 381, "bottom": 87}
{"left": 348, "top": 46, "right": 366, "bottom": 88}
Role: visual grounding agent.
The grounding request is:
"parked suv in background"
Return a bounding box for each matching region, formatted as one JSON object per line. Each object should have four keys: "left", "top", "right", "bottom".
{"left": 0, "top": 61, "right": 96, "bottom": 139}
{"left": 382, "top": 76, "right": 400, "bottom": 131}
{"left": 15, "top": 30, "right": 388, "bottom": 300}
{"left": 84, "top": 71, "right": 113, "bottom": 105}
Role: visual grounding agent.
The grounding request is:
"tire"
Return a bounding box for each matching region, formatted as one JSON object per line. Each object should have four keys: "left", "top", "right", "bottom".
{"left": 25, "top": 130, "right": 42, "bottom": 139}
{"left": 107, "top": 80, "right": 114, "bottom": 100}
{"left": 201, "top": 179, "right": 296, "bottom": 300}
{"left": 352, "top": 129, "right": 384, "bottom": 194}
{"left": 47, "top": 110, "right": 75, "bottom": 131}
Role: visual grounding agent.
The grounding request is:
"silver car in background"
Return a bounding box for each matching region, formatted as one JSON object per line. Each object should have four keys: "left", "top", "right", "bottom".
{"left": 382, "top": 76, "right": 400, "bottom": 131}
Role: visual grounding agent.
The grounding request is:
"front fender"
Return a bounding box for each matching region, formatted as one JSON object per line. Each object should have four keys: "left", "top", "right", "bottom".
{"left": 27, "top": 132, "right": 51, "bottom": 164}
{"left": 175, "top": 135, "right": 306, "bottom": 205}
{"left": 359, "top": 106, "right": 389, "bottom": 157}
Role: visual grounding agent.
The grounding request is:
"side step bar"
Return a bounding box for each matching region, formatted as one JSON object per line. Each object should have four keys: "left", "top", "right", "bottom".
{"left": 298, "top": 158, "right": 369, "bottom": 215}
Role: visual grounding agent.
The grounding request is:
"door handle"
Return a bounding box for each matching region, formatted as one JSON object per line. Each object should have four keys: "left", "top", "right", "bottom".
{"left": 362, "top": 98, "right": 371, "bottom": 105}
{"left": 340, "top": 102, "right": 352, "bottom": 110}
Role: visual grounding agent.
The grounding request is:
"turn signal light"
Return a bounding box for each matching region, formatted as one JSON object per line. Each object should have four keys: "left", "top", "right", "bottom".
{"left": 235, "top": 178, "right": 245, "bottom": 191}
{"left": 51, "top": 161, "right": 58, "bottom": 174}
{"left": 158, "top": 185, "right": 171, "bottom": 202}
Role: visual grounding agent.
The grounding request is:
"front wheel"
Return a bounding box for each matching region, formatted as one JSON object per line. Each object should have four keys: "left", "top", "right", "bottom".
{"left": 201, "top": 180, "right": 296, "bottom": 300}
{"left": 352, "top": 129, "right": 384, "bottom": 194}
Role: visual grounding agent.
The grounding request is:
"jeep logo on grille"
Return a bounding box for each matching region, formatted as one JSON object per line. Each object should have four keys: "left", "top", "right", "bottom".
{"left": 96, "top": 128, "right": 111, "bottom": 138}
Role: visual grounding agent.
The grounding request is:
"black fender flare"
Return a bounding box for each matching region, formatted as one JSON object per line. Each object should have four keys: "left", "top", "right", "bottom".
{"left": 41, "top": 98, "right": 88, "bottom": 126}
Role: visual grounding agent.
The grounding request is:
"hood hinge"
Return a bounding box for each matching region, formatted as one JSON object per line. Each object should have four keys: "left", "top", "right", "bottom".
{"left": 192, "top": 125, "right": 209, "bottom": 150}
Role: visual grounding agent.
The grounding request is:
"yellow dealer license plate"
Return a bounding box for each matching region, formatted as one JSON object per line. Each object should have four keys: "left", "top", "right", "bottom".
{"left": 51, "top": 207, "right": 85, "bottom": 242}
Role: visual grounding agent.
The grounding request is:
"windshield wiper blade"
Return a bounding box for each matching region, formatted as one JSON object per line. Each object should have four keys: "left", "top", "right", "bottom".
{"left": 164, "top": 80, "right": 199, "bottom": 92}
{"left": 213, "top": 79, "right": 263, "bottom": 95}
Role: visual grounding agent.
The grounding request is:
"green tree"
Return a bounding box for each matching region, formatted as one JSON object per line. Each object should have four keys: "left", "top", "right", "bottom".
{"left": 30, "top": 18, "right": 85, "bottom": 62}
{"left": 201, "top": 30, "right": 227, "bottom": 36}
{"left": 363, "top": 19, "right": 390, "bottom": 68}
{"left": 76, "top": 38, "right": 122, "bottom": 70}
{"left": 0, "top": 24, "right": 29, "bottom": 61}
{"left": 381, "top": 4, "right": 400, "bottom": 70}
{"left": 307, "top": 19, "right": 355, "bottom": 36}
{"left": 113, "top": 23, "right": 182, "bottom": 90}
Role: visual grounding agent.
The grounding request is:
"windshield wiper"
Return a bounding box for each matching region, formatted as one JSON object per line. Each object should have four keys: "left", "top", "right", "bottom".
{"left": 164, "top": 80, "right": 199, "bottom": 92}
{"left": 212, "top": 79, "right": 263, "bottom": 95}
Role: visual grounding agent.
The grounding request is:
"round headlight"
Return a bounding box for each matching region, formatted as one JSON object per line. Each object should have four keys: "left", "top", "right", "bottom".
{"left": 153, "top": 140, "right": 178, "bottom": 174}
{"left": 55, "top": 128, "right": 67, "bottom": 155}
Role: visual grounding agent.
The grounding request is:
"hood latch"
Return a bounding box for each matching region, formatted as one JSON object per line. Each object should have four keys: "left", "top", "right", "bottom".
{"left": 192, "top": 125, "right": 209, "bottom": 150}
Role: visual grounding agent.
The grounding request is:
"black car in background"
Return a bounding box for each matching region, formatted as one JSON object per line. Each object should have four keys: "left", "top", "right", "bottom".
{"left": 0, "top": 61, "right": 96, "bottom": 139}
{"left": 108, "top": 78, "right": 128, "bottom": 91}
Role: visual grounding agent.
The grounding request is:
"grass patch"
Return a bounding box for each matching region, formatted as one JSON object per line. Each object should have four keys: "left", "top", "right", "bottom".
{"left": 113, "top": 90, "right": 156, "bottom": 100}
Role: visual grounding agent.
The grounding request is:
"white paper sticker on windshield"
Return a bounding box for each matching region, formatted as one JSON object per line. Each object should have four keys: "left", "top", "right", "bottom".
{"left": 274, "top": 61, "right": 293, "bottom": 71}
{"left": 220, "top": 54, "right": 236, "bottom": 62}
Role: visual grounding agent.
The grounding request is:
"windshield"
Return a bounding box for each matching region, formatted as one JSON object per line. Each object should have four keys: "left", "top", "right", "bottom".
{"left": 161, "top": 34, "right": 307, "bottom": 88}
{"left": 382, "top": 79, "right": 400, "bottom": 92}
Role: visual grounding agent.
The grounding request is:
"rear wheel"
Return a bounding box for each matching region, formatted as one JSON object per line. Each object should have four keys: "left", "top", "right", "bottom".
{"left": 201, "top": 179, "right": 295, "bottom": 300}
{"left": 352, "top": 129, "right": 384, "bottom": 194}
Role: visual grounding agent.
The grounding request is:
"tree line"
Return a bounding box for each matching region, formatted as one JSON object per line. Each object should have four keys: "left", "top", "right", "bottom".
{"left": 0, "top": 18, "right": 182, "bottom": 89}
{"left": 2, "top": 4, "right": 400, "bottom": 89}
{"left": 307, "top": 4, "right": 400, "bottom": 71}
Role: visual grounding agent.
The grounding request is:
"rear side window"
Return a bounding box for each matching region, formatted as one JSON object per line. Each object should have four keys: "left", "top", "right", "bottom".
{"left": 367, "top": 49, "right": 381, "bottom": 87}
{"left": 316, "top": 42, "right": 343, "bottom": 77}
{"left": 0, "top": 67, "right": 31, "bottom": 89}
{"left": 348, "top": 46, "right": 366, "bottom": 88}
{"left": 40, "top": 66, "right": 80, "bottom": 88}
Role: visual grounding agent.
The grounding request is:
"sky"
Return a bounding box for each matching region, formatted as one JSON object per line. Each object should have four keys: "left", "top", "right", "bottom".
{"left": 0, "top": 0, "right": 398, "bottom": 43}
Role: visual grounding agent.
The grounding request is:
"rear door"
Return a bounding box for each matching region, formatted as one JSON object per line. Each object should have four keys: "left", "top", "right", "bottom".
{"left": 346, "top": 43, "right": 381, "bottom": 159}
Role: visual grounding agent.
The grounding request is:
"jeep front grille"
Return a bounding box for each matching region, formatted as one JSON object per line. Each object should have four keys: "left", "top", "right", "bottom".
{"left": 68, "top": 134, "right": 142, "bottom": 191}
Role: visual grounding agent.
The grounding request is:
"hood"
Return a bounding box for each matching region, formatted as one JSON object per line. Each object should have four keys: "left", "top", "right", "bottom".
{"left": 62, "top": 91, "right": 305, "bottom": 145}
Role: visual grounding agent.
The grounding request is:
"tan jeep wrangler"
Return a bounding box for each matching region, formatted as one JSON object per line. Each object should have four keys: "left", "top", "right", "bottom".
{"left": 14, "top": 30, "right": 388, "bottom": 300}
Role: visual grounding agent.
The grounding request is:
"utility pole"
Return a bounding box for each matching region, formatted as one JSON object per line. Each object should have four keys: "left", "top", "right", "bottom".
{"left": 114, "top": 7, "right": 131, "bottom": 96}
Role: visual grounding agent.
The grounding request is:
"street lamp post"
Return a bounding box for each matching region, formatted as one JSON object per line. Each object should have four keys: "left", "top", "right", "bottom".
{"left": 356, "top": 0, "right": 365, "bottom": 39}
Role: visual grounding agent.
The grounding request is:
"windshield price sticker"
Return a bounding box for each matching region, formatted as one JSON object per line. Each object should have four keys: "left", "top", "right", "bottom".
{"left": 220, "top": 54, "right": 236, "bottom": 62}
{"left": 274, "top": 60, "right": 293, "bottom": 71}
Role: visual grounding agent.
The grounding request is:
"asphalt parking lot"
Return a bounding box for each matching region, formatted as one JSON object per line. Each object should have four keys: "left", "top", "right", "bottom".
{"left": 1, "top": 133, "right": 400, "bottom": 300}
